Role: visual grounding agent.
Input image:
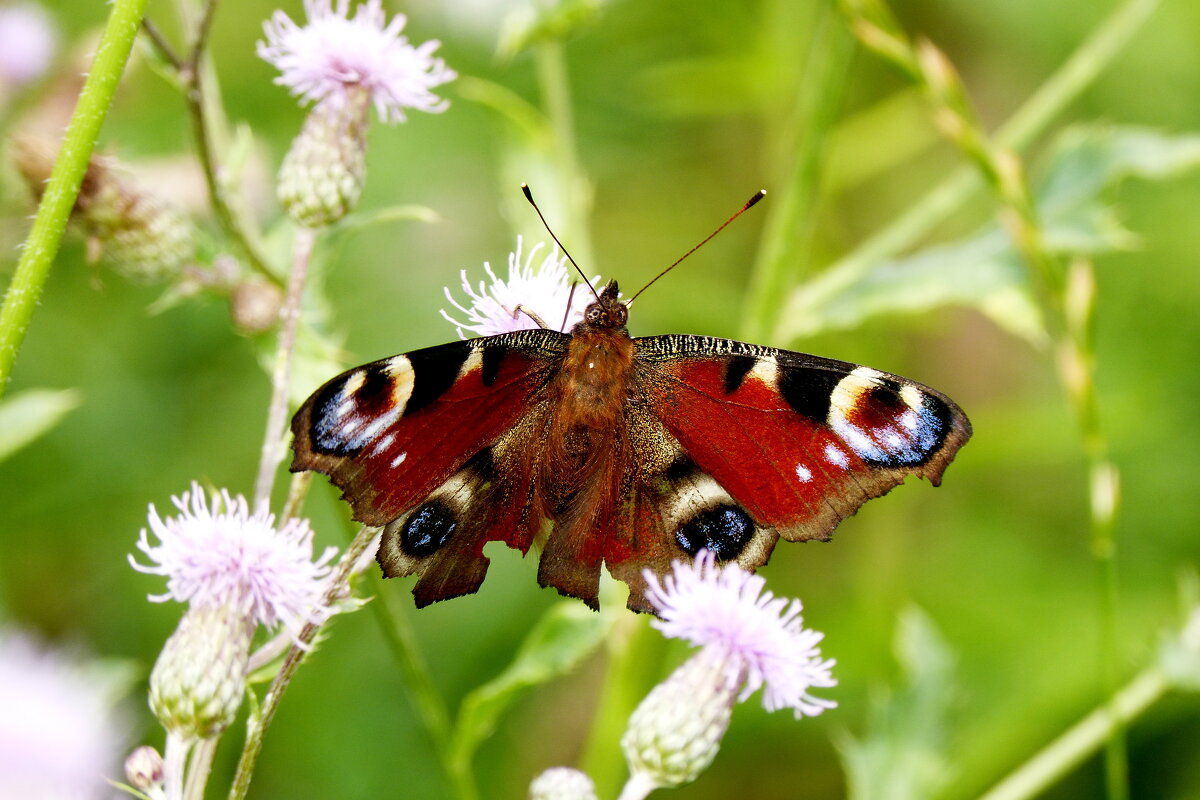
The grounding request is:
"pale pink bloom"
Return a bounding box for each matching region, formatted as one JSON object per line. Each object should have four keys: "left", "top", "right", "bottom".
{"left": 130, "top": 482, "right": 337, "bottom": 637}
{"left": 0, "top": 631, "right": 125, "bottom": 799}
{"left": 0, "top": 4, "right": 57, "bottom": 86}
{"left": 258, "top": 0, "right": 455, "bottom": 123}
{"left": 441, "top": 237, "right": 603, "bottom": 338}
{"left": 645, "top": 550, "right": 836, "bottom": 717}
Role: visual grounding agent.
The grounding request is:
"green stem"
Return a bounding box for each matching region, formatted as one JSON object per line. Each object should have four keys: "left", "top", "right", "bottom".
{"left": 534, "top": 39, "right": 596, "bottom": 269}
{"left": 227, "top": 525, "right": 379, "bottom": 799}
{"left": 177, "top": 10, "right": 282, "bottom": 287}
{"left": 775, "top": 0, "right": 1159, "bottom": 342}
{"left": 977, "top": 667, "right": 1167, "bottom": 800}
{"left": 253, "top": 227, "right": 316, "bottom": 513}
{"left": 0, "top": 0, "right": 150, "bottom": 396}
{"left": 741, "top": 6, "right": 854, "bottom": 341}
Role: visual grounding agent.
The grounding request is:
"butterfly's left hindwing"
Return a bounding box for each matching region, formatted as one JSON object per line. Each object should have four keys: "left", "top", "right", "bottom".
{"left": 633, "top": 334, "right": 971, "bottom": 556}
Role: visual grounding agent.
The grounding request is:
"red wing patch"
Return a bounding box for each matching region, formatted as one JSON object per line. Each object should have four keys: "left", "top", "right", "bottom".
{"left": 291, "top": 331, "right": 567, "bottom": 525}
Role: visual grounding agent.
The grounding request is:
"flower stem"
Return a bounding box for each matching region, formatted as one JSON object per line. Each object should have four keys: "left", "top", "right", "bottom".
{"left": 227, "top": 524, "right": 379, "bottom": 800}
{"left": 977, "top": 667, "right": 1168, "bottom": 800}
{"left": 157, "top": 0, "right": 282, "bottom": 287}
{"left": 182, "top": 737, "right": 217, "bottom": 800}
{"left": 163, "top": 733, "right": 190, "bottom": 800}
{"left": 0, "top": 0, "right": 149, "bottom": 397}
{"left": 253, "top": 227, "right": 316, "bottom": 513}
{"left": 616, "top": 772, "right": 657, "bottom": 800}
{"left": 845, "top": 5, "right": 1136, "bottom": 796}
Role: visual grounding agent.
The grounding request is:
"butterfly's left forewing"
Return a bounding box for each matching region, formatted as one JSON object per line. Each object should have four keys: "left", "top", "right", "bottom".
{"left": 629, "top": 334, "right": 971, "bottom": 585}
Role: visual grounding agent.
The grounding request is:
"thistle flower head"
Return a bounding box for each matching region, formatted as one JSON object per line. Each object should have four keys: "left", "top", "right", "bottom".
{"left": 645, "top": 550, "right": 836, "bottom": 716}
{"left": 0, "top": 4, "right": 57, "bottom": 87}
{"left": 130, "top": 482, "right": 337, "bottom": 637}
{"left": 441, "top": 237, "right": 602, "bottom": 338}
{"left": 0, "top": 631, "right": 124, "bottom": 799}
{"left": 258, "top": 0, "right": 455, "bottom": 123}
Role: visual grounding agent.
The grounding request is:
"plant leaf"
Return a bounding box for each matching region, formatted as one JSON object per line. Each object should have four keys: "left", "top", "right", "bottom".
{"left": 776, "top": 125, "right": 1200, "bottom": 344}
{"left": 0, "top": 388, "right": 82, "bottom": 463}
{"left": 836, "top": 607, "right": 958, "bottom": 800}
{"left": 449, "top": 600, "right": 612, "bottom": 768}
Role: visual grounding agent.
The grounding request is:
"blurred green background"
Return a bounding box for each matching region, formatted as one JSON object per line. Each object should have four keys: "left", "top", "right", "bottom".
{"left": 1, "top": 0, "right": 1199, "bottom": 797}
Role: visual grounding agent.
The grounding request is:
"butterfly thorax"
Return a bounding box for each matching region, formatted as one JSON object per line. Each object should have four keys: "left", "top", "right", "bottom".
{"left": 539, "top": 283, "right": 636, "bottom": 517}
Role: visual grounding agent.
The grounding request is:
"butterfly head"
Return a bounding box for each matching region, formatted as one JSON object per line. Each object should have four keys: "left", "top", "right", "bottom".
{"left": 577, "top": 279, "right": 628, "bottom": 332}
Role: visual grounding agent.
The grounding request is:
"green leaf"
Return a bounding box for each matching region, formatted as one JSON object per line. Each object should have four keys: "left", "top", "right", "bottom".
{"left": 776, "top": 125, "right": 1200, "bottom": 344}
{"left": 334, "top": 204, "right": 441, "bottom": 237}
{"left": 836, "top": 607, "right": 958, "bottom": 800}
{"left": 0, "top": 388, "right": 82, "bottom": 463}
{"left": 780, "top": 229, "right": 1046, "bottom": 344}
{"left": 449, "top": 600, "right": 612, "bottom": 768}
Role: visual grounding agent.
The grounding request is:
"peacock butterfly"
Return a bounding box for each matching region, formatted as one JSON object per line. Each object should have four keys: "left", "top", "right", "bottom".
{"left": 290, "top": 189, "right": 972, "bottom": 612}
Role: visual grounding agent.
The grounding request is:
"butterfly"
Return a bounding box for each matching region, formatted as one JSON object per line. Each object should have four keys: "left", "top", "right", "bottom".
{"left": 290, "top": 190, "right": 972, "bottom": 613}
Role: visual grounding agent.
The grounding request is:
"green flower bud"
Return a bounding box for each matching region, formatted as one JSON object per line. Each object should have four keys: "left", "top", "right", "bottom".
{"left": 277, "top": 87, "right": 371, "bottom": 227}
{"left": 621, "top": 651, "right": 737, "bottom": 790}
{"left": 13, "top": 135, "right": 195, "bottom": 281}
{"left": 528, "top": 767, "right": 598, "bottom": 800}
{"left": 229, "top": 277, "right": 284, "bottom": 335}
{"left": 124, "top": 745, "right": 164, "bottom": 792}
{"left": 149, "top": 604, "right": 253, "bottom": 741}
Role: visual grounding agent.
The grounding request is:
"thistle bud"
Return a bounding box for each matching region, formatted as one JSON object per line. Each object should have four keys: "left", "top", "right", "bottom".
{"left": 148, "top": 604, "right": 253, "bottom": 741}
{"left": 528, "top": 767, "right": 598, "bottom": 800}
{"left": 277, "top": 88, "right": 370, "bottom": 227}
{"left": 620, "top": 651, "right": 737, "bottom": 790}
{"left": 230, "top": 277, "right": 284, "bottom": 334}
{"left": 124, "top": 745, "right": 164, "bottom": 792}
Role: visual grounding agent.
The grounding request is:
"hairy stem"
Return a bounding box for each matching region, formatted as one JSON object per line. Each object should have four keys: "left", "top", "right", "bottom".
{"left": 163, "top": 732, "right": 190, "bottom": 800}
{"left": 254, "top": 227, "right": 316, "bottom": 513}
{"left": 844, "top": 4, "right": 1137, "bottom": 796}
{"left": 0, "top": 0, "right": 150, "bottom": 396}
{"left": 227, "top": 525, "right": 379, "bottom": 799}
{"left": 172, "top": 0, "right": 281, "bottom": 286}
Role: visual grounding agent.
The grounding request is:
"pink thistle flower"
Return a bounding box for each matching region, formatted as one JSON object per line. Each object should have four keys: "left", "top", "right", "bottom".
{"left": 620, "top": 553, "right": 835, "bottom": 795}
{"left": 130, "top": 482, "right": 337, "bottom": 637}
{"left": 644, "top": 550, "right": 836, "bottom": 717}
{"left": 258, "top": 0, "right": 455, "bottom": 123}
{"left": 0, "top": 631, "right": 125, "bottom": 799}
{"left": 0, "top": 4, "right": 57, "bottom": 87}
{"left": 441, "top": 237, "right": 603, "bottom": 338}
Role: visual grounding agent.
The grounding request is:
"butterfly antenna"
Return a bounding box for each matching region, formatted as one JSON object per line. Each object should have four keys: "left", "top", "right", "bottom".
{"left": 628, "top": 189, "right": 767, "bottom": 304}
{"left": 560, "top": 281, "right": 579, "bottom": 331}
{"left": 521, "top": 183, "right": 600, "bottom": 301}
